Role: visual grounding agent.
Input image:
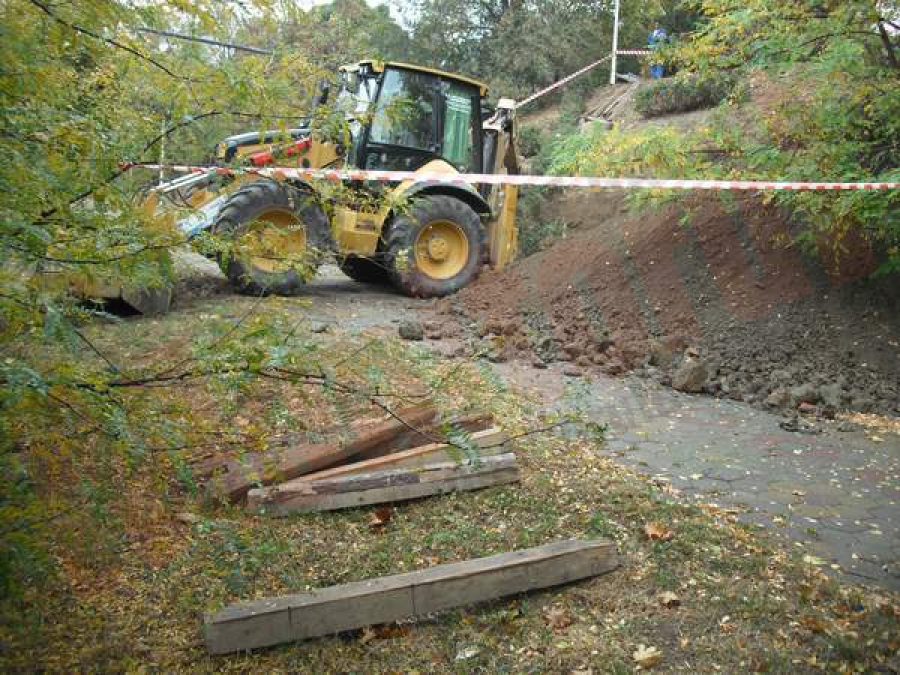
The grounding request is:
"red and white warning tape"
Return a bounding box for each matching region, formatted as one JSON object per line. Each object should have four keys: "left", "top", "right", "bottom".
{"left": 617, "top": 49, "right": 653, "bottom": 55}
{"left": 129, "top": 164, "right": 900, "bottom": 192}
{"left": 515, "top": 55, "right": 612, "bottom": 109}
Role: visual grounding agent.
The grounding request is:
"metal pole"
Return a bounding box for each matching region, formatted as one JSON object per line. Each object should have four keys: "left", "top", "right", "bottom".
{"left": 610, "top": 0, "right": 621, "bottom": 84}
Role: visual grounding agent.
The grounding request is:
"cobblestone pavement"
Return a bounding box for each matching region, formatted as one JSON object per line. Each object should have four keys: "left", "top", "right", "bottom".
{"left": 491, "top": 361, "right": 900, "bottom": 592}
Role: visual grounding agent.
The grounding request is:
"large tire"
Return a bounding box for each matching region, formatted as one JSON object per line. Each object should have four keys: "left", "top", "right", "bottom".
{"left": 385, "top": 195, "right": 485, "bottom": 298}
{"left": 213, "top": 180, "right": 331, "bottom": 296}
{"left": 339, "top": 255, "right": 390, "bottom": 285}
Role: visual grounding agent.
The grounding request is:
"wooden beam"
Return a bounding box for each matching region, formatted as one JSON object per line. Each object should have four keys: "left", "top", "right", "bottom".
{"left": 247, "top": 453, "right": 519, "bottom": 514}
{"left": 295, "top": 427, "right": 507, "bottom": 483}
{"left": 203, "top": 405, "right": 443, "bottom": 503}
{"left": 204, "top": 539, "right": 619, "bottom": 654}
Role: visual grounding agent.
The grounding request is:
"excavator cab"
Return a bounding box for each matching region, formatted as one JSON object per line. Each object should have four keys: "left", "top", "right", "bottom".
{"left": 337, "top": 62, "right": 486, "bottom": 176}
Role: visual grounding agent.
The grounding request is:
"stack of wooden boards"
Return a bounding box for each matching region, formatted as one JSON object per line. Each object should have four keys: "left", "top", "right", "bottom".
{"left": 196, "top": 405, "right": 518, "bottom": 515}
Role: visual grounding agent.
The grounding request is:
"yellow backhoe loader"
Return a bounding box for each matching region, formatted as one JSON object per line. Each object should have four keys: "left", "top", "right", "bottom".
{"left": 112, "top": 60, "right": 520, "bottom": 312}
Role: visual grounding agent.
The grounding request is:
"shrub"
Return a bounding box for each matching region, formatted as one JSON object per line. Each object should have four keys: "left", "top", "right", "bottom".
{"left": 517, "top": 125, "right": 544, "bottom": 158}
{"left": 634, "top": 73, "right": 737, "bottom": 118}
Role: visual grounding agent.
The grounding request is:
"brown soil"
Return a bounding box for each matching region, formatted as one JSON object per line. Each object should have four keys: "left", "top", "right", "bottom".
{"left": 431, "top": 192, "right": 900, "bottom": 415}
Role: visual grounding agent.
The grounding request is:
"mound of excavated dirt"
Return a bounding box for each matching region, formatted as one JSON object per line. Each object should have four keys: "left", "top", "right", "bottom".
{"left": 431, "top": 193, "right": 900, "bottom": 416}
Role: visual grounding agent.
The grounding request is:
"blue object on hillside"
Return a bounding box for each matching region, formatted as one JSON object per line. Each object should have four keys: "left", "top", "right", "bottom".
{"left": 648, "top": 28, "right": 668, "bottom": 79}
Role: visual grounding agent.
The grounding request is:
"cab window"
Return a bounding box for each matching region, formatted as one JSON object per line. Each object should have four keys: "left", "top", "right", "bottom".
{"left": 369, "top": 69, "right": 435, "bottom": 151}
{"left": 442, "top": 82, "right": 476, "bottom": 171}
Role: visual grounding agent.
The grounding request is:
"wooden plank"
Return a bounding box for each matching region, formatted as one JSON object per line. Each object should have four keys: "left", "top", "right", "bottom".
{"left": 205, "top": 443, "right": 345, "bottom": 504}
{"left": 296, "top": 427, "right": 507, "bottom": 483}
{"left": 247, "top": 454, "right": 519, "bottom": 514}
{"left": 353, "top": 413, "right": 493, "bottom": 461}
{"left": 204, "top": 539, "right": 619, "bottom": 654}
{"left": 204, "top": 405, "right": 442, "bottom": 504}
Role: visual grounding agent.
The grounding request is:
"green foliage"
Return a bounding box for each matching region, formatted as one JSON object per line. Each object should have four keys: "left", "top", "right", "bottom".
{"left": 547, "top": 0, "right": 900, "bottom": 273}
{"left": 517, "top": 126, "right": 544, "bottom": 158}
{"left": 398, "top": 0, "right": 689, "bottom": 100}
{"left": 516, "top": 187, "right": 569, "bottom": 257}
{"left": 633, "top": 72, "right": 737, "bottom": 117}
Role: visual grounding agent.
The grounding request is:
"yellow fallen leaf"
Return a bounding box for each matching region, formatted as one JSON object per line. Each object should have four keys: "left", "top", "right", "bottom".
{"left": 633, "top": 644, "right": 663, "bottom": 669}
{"left": 644, "top": 522, "right": 674, "bottom": 541}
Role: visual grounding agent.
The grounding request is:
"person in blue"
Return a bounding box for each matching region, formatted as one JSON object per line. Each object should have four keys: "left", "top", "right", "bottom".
{"left": 648, "top": 27, "right": 668, "bottom": 79}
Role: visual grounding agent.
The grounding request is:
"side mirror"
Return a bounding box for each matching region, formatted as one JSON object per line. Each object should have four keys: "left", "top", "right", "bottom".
{"left": 316, "top": 80, "right": 330, "bottom": 107}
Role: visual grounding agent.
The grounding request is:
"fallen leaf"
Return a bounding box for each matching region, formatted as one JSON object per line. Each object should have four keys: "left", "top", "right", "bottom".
{"left": 633, "top": 644, "right": 663, "bottom": 669}
{"left": 659, "top": 591, "right": 680, "bottom": 608}
{"left": 455, "top": 646, "right": 480, "bottom": 661}
{"left": 544, "top": 606, "right": 573, "bottom": 630}
{"left": 644, "top": 522, "right": 674, "bottom": 541}
{"left": 369, "top": 507, "right": 393, "bottom": 530}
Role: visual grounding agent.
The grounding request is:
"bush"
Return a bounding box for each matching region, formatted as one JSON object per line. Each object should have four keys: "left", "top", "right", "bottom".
{"left": 634, "top": 72, "right": 736, "bottom": 118}
{"left": 517, "top": 126, "right": 544, "bottom": 158}
{"left": 516, "top": 187, "right": 569, "bottom": 257}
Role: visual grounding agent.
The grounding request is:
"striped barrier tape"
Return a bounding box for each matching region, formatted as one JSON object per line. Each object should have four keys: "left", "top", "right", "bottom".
{"left": 617, "top": 50, "right": 653, "bottom": 55}
{"left": 128, "top": 163, "right": 900, "bottom": 192}
{"left": 515, "top": 55, "right": 611, "bottom": 109}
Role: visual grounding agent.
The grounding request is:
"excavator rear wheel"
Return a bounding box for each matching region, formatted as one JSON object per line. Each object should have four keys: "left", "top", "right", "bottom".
{"left": 385, "top": 195, "right": 484, "bottom": 298}
{"left": 213, "top": 180, "right": 331, "bottom": 296}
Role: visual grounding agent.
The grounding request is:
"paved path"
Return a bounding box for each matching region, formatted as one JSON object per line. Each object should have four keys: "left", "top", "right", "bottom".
{"left": 492, "top": 361, "right": 900, "bottom": 591}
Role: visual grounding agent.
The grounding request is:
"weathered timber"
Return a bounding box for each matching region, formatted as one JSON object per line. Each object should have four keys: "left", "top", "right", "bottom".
{"left": 205, "top": 444, "right": 343, "bottom": 504}
{"left": 297, "top": 427, "right": 507, "bottom": 483}
{"left": 196, "top": 404, "right": 439, "bottom": 481}
{"left": 204, "top": 539, "right": 619, "bottom": 654}
{"left": 246, "top": 453, "right": 519, "bottom": 514}
{"left": 353, "top": 412, "right": 493, "bottom": 461}
{"left": 204, "top": 405, "right": 442, "bottom": 503}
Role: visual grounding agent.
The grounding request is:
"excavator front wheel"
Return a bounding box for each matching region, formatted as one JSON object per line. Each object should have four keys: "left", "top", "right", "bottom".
{"left": 386, "top": 195, "right": 484, "bottom": 298}
{"left": 212, "top": 180, "right": 331, "bottom": 296}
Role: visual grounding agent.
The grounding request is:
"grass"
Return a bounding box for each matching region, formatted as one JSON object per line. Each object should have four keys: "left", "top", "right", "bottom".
{"left": 1, "top": 296, "right": 898, "bottom": 672}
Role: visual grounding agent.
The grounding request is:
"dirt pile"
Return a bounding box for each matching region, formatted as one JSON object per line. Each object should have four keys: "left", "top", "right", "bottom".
{"left": 431, "top": 193, "right": 900, "bottom": 416}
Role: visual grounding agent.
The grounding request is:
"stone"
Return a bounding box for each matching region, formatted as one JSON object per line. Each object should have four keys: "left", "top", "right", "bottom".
{"left": 603, "top": 358, "right": 626, "bottom": 376}
{"left": 672, "top": 358, "right": 708, "bottom": 393}
{"left": 563, "top": 366, "right": 583, "bottom": 378}
{"left": 797, "top": 402, "right": 818, "bottom": 415}
{"left": 819, "top": 383, "right": 844, "bottom": 409}
{"left": 398, "top": 320, "right": 424, "bottom": 341}
{"left": 310, "top": 321, "right": 329, "bottom": 334}
{"left": 790, "top": 383, "right": 821, "bottom": 407}
{"left": 532, "top": 359, "right": 548, "bottom": 370}
{"left": 647, "top": 339, "right": 676, "bottom": 368}
{"left": 765, "top": 388, "right": 791, "bottom": 408}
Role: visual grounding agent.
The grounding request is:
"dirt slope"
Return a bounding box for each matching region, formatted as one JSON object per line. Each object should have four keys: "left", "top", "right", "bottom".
{"left": 432, "top": 83, "right": 900, "bottom": 416}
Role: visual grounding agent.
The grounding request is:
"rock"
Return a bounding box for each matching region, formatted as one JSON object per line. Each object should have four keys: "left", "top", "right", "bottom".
{"left": 563, "top": 342, "right": 583, "bottom": 358}
{"left": 476, "top": 318, "right": 504, "bottom": 337}
{"left": 603, "top": 358, "right": 626, "bottom": 376}
{"left": 672, "top": 358, "right": 708, "bottom": 393}
{"left": 836, "top": 420, "right": 861, "bottom": 433}
{"left": 765, "top": 389, "right": 791, "bottom": 408}
{"left": 779, "top": 415, "right": 821, "bottom": 434}
{"left": 310, "top": 321, "right": 329, "bottom": 334}
{"left": 576, "top": 356, "right": 593, "bottom": 368}
{"left": 532, "top": 359, "right": 548, "bottom": 369}
{"left": 563, "top": 366, "right": 583, "bottom": 378}
{"left": 647, "top": 339, "right": 676, "bottom": 368}
{"left": 398, "top": 320, "right": 424, "bottom": 341}
{"left": 797, "top": 402, "right": 818, "bottom": 415}
{"left": 790, "top": 383, "right": 821, "bottom": 406}
{"left": 819, "top": 383, "right": 844, "bottom": 409}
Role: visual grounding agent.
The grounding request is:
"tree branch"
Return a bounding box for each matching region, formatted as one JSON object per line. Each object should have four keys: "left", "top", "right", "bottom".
{"left": 26, "top": 0, "right": 189, "bottom": 81}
